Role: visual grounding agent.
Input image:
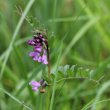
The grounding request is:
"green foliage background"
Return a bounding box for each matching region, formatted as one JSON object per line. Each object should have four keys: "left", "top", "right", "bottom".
{"left": 0, "top": 0, "right": 110, "bottom": 110}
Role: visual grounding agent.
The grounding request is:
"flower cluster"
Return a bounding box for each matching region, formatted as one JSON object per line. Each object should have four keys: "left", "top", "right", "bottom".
{"left": 28, "top": 31, "right": 50, "bottom": 93}
{"left": 27, "top": 32, "right": 48, "bottom": 64}
{"left": 29, "top": 79, "right": 47, "bottom": 92}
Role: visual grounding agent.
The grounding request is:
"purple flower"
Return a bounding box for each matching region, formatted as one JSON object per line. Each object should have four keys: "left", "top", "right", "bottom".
{"left": 29, "top": 52, "right": 39, "bottom": 58}
{"left": 29, "top": 81, "right": 41, "bottom": 91}
{"left": 34, "top": 45, "right": 43, "bottom": 52}
{"left": 27, "top": 33, "right": 48, "bottom": 64}
{"left": 29, "top": 52, "right": 41, "bottom": 61}
{"left": 27, "top": 39, "right": 35, "bottom": 46}
{"left": 29, "top": 50, "right": 48, "bottom": 64}
{"left": 29, "top": 79, "right": 46, "bottom": 92}
{"left": 42, "top": 54, "right": 48, "bottom": 64}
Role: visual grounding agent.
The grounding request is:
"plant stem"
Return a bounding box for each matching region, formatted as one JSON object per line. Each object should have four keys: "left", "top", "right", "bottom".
{"left": 47, "top": 44, "right": 51, "bottom": 77}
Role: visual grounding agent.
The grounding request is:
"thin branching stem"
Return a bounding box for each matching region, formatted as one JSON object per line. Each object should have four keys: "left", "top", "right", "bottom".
{"left": 56, "top": 77, "right": 100, "bottom": 85}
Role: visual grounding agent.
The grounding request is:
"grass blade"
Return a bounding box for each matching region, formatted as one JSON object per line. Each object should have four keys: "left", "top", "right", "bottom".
{"left": 0, "top": 0, "right": 35, "bottom": 80}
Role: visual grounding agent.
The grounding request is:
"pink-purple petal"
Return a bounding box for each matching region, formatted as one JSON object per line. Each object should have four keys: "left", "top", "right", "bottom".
{"left": 37, "top": 56, "right": 42, "bottom": 62}
{"left": 29, "top": 81, "right": 41, "bottom": 87}
{"left": 34, "top": 46, "right": 42, "bottom": 52}
{"left": 43, "top": 60, "right": 48, "bottom": 64}
{"left": 29, "top": 81, "right": 41, "bottom": 91}
{"left": 42, "top": 54, "right": 48, "bottom": 64}
{"left": 29, "top": 52, "right": 38, "bottom": 57}
{"left": 27, "top": 40, "right": 35, "bottom": 45}
{"left": 32, "top": 87, "right": 39, "bottom": 91}
{"left": 33, "top": 55, "right": 40, "bottom": 61}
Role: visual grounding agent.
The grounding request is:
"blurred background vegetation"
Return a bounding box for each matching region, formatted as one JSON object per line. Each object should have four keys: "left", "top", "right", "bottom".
{"left": 0, "top": 0, "right": 110, "bottom": 110}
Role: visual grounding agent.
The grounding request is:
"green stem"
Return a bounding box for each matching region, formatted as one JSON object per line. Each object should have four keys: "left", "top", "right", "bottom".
{"left": 46, "top": 87, "right": 51, "bottom": 110}
{"left": 47, "top": 45, "right": 51, "bottom": 77}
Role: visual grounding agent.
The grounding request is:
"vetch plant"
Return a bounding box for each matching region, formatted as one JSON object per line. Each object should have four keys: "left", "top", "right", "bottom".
{"left": 27, "top": 29, "right": 101, "bottom": 95}
{"left": 27, "top": 30, "right": 100, "bottom": 95}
